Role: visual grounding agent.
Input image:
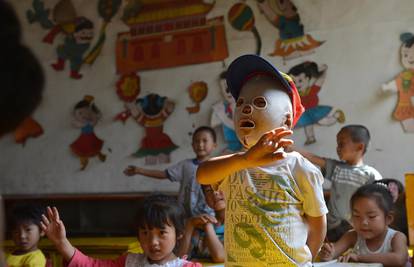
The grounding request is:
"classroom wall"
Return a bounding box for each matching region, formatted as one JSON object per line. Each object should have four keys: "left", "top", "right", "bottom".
{"left": 1, "top": 0, "right": 413, "bottom": 195}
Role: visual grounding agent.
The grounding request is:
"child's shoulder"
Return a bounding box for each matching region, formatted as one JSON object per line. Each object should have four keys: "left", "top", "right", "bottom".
{"left": 6, "top": 249, "right": 46, "bottom": 265}
{"left": 286, "top": 151, "right": 322, "bottom": 173}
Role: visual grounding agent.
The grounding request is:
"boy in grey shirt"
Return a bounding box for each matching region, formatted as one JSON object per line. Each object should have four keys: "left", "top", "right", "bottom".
{"left": 294, "top": 125, "right": 382, "bottom": 241}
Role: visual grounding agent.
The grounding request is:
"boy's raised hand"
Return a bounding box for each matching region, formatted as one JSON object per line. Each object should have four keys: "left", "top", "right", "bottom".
{"left": 40, "top": 206, "right": 67, "bottom": 244}
{"left": 244, "top": 127, "right": 293, "bottom": 167}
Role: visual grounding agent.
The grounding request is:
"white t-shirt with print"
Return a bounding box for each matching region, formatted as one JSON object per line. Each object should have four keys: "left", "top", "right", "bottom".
{"left": 218, "top": 152, "right": 328, "bottom": 267}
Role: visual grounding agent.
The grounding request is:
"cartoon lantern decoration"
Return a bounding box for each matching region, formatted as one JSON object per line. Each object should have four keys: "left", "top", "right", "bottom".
{"left": 187, "top": 81, "right": 208, "bottom": 114}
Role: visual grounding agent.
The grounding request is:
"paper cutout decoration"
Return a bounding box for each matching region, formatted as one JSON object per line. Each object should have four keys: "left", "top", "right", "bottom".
{"left": 14, "top": 117, "right": 44, "bottom": 145}
{"left": 83, "top": 0, "right": 122, "bottom": 64}
{"left": 288, "top": 62, "right": 345, "bottom": 145}
{"left": 228, "top": 3, "right": 262, "bottom": 55}
{"left": 211, "top": 71, "right": 242, "bottom": 153}
{"left": 187, "top": 81, "right": 208, "bottom": 114}
{"left": 116, "top": 73, "right": 141, "bottom": 103}
{"left": 27, "top": 0, "right": 120, "bottom": 79}
{"left": 257, "top": 0, "right": 324, "bottom": 61}
{"left": 125, "top": 94, "right": 178, "bottom": 165}
{"left": 116, "top": 0, "right": 228, "bottom": 73}
{"left": 381, "top": 33, "right": 414, "bottom": 133}
{"left": 70, "top": 95, "right": 106, "bottom": 170}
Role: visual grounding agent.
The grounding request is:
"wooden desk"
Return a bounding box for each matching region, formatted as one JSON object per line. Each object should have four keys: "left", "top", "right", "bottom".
{"left": 3, "top": 237, "right": 141, "bottom": 267}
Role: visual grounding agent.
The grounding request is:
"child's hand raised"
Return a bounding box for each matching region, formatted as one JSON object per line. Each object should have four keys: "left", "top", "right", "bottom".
{"left": 40, "top": 206, "right": 67, "bottom": 245}
{"left": 244, "top": 127, "right": 293, "bottom": 167}
{"left": 190, "top": 214, "right": 218, "bottom": 228}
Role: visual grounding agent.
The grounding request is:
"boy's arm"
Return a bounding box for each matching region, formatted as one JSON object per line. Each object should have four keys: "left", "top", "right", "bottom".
{"left": 293, "top": 146, "right": 326, "bottom": 169}
{"left": 352, "top": 232, "right": 408, "bottom": 267}
{"left": 203, "top": 223, "right": 225, "bottom": 263}
{"left": 124, "top": 165, "right": 168, "bottom": 179}
{"left": 198, "top": 128, "right": 293, "bottom": 184}
{"left": 305, "top": 214, "right": 326, "bottom": 260}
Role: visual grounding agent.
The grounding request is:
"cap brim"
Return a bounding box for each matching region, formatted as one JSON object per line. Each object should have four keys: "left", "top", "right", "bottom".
{"left": 226, "top": 54, "right": 292, "bottom": 100}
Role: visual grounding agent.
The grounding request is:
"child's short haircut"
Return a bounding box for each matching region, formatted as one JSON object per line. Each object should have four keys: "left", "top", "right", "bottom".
{"left": 9, "top": 203, "right": 45, "bottom": 229}
{"left": 193, "top": 126, "right": 217, "bottom": 143}
{"left": 351, "top": 183, "right": 393, "bottom": 216}
{"left": 340, "top": 125, "right": 370, "bottom": 154}
{"left": 136, "top": 194, "right": 185, "bottom": 236}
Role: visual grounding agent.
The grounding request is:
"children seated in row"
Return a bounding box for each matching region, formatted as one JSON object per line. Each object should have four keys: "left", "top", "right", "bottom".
{"left": 293, "top": 124, "right": 382, "bottom": 242}
{"left": 6, "top": 203, "right": 46, "bottom": 267}
{"left": 197, "top": 54, "right": 328, "bottom": 266}
{"left": 124, "top": 126, "right": 217, "bottom": 218}
{"left": 319, "top": 183, "right": 409, "bottom": 266}
{"left": 41, "top": 194, "right": 201, "bottom": 267}
{"left": 178, "top": 185, "right": 225, "bottom": 263}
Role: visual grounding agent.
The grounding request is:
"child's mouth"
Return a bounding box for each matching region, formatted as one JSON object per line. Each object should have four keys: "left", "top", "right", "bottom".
{"left": 239, "top": 119, "right": 255, "bottom": 129}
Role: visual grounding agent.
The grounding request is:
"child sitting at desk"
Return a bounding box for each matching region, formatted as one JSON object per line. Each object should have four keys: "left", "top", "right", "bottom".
{"left": 319, "top": 183, "right": 409, "bottom": 267}
{"left": 178, "top": 185, "right": 225, "bottom": 263}
{"left": 41, "top": 194, "right": 201, "bottom": 267}
{"left": 6, "top": 203, "right": 47, "bottom": 267}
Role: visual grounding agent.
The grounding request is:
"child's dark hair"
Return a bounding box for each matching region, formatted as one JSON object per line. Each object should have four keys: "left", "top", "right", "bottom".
{"left": 351, "top": 183, "right": 393, "bottom": 216}
{"left": 288, "top": 61, "right": 323, "bottom": 79}
{"left": 193, "top": 126, "right": 217, "bottom": 143}
{"left": 136, "top": 194, "right": 185, "bottom": 236}
{"left": 400, "top": 32, "right": 414, "bottom": 48}
{"left": 0, "top": 1, "right": 44, "bottom": 135}
{"left": 340, "top": 125, "right": 370, "bottom": 154}
{"left": 9, "top": 203, "right": 45, "bottom": 229}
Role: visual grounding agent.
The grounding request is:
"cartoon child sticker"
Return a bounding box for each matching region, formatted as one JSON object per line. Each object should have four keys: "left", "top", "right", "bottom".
{"left": 125, "top": 93, "right": 178, "bottom": 165}
{"left": 50, "top": 17, "right": 94, "bottom": 79}
{"left": 382, "top": 32, "right": 414, "bottom": 133}
{"left": 70, "top": 95, "right": 106, "bottom": 170}
{"left": 288, "top": 62, "right": 345, "bottom": 145}
{"left": 257, "top": 0, "right": 324, "bottom": 61}
{"left": 211, "top": 71, "right": 243, "bottom": 152}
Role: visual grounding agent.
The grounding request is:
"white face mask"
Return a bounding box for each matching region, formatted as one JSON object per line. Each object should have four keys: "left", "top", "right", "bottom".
{"left": 234, "top": 77, "right": 292, "bottom": 148}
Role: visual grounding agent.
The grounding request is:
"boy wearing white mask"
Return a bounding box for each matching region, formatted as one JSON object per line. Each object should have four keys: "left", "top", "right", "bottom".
{"left": 197, "top": 55, "right": 328, "bottom": 267}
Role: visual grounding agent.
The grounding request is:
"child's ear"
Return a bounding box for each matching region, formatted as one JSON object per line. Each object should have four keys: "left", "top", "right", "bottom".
{"left": 283, "top": 112, "right": 293, "bottom": 129}
{"left": 177, "top": 233, "right": 183, "bottom": 241}
{"left": 357, "top": 142, "right": 365, "bottom": 153}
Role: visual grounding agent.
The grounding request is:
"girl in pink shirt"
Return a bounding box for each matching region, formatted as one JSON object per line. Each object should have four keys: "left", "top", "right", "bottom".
{"left": 40, "top": 195, "right": 201, "bottom": 267}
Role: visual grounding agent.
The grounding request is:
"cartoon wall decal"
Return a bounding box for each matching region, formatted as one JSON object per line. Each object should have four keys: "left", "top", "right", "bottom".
{"left": 381, "top": 33, "right": 414, "bottom": 133}
{"left": 70, "top": 95, "right": 106, "bottom": 170}
{"left": 125, "top": 93, "right": 178, "bottom": 165}
{"left": 116, "top": 0, "right": 228, "bottom": 73}
{"left": 83, "top": 0, "right": 122, "bottom": 64}
{"left": 288, "top": 62, "right": 345, "bottom": 145}
{"left": 26, "top": 0, "right": 54, "bottom": 29}
{"left": 14, "top": 117, "right": 43, "bottom": 145}
{"left": 116, "top": 73, "right": 141, "bottom": 103}
{"left": 257, "top": 0, "right": 324, "bottom": 61}
{"left": 186, "top": 81, "right": 208, "bottom": 114}
{"left": 228, "top": 2, "right": 262, "bottom": 55}
{"left": 27, "top": 0, "right": 120, "bottom": 79}
{"left": 211, "top": 71, "right": 242, "bottom": 152}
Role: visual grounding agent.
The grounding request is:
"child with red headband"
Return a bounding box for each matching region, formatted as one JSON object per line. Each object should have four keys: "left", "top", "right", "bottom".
{"left": 197, "top": 55, "right": 328, "bottom": 266}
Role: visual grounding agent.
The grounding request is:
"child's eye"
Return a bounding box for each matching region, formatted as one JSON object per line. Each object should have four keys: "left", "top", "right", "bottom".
{"left": 236, "top": 98, "right": 244, "bottom": 107}
{"left": 252, "top": 97, "right": 267, "bottom": 109}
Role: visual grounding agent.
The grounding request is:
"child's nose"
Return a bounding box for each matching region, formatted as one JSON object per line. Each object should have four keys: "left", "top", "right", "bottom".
{"left": 242, "top": 104, "right": 253, "bottom": 114}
